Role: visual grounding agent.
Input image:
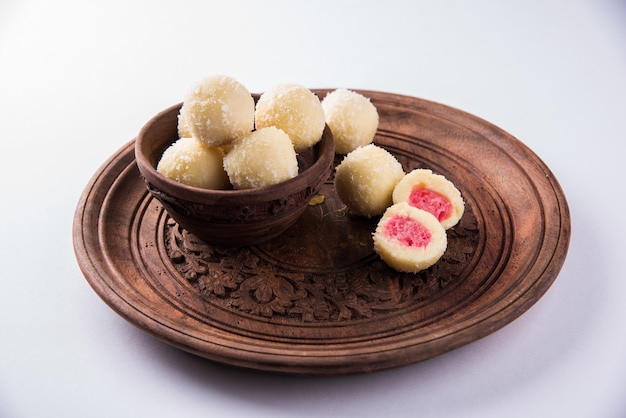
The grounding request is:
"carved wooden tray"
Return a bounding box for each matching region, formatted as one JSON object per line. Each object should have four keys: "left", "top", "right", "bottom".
{"left": 73, "top": 90, "right": 570, "bottom": 375}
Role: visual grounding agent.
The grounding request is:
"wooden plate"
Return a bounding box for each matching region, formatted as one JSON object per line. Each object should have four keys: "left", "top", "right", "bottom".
{"left": 73, "top": 90, "right": 570, "bottom": 375}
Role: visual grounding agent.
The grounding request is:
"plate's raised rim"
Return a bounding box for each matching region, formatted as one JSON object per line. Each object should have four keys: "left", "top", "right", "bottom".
{"left": 73, "top": 90, "right": 571, "bottom": 375}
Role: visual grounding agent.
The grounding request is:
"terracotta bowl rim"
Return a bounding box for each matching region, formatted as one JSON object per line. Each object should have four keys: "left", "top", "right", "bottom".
{"left": 135, "top": 101, "right": 335, "bottom": 205}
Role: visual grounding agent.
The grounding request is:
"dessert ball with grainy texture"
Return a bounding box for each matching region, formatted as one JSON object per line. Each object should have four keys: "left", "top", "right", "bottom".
{"left": 156, "top": 137, "right": 231, "bottom": 189}
{"left": 177, "top": 104, "right": 192, "bottom": 138}
{"left": 393, "top": 169, "right": 464, "bottom": 230}
{"left": 223, "top": 126, "right": 298, "bottom": 189}
{"left": 373, "top": 202, "right": 448, "bottom": 273}
{"left": 255, "top": 83, "right": 325, "bottom": 152}
{"left": 334, "top": 144, "right": 405, "bottom": 217}
{"left": 321, "top": 89, "right": 379, "bottom": 154}
{"left": 179, "top": 75, "right": 255, "bottom": 147}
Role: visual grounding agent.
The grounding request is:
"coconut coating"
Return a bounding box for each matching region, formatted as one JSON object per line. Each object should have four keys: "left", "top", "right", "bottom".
{"left": 156, "top": 137, "right": 231, "bottom": 189}
{"left": 334, "top": 144, "right": 405, "bottom": 217}
{"left": 223, "top": 126, "right": 298, "bottom": 189}
{"left": 373, "top": 202, "right": 447, "bottom": 273}
{"left": 179, "top": 75, "right": 254, "bottom": 147}
{"left": 255, "top": 83, "right": 325, "bottom": 152}
{"left": 321, "top": 89, "right": 379, "bottom": 154}
{"left": 393, "top": 169, "right": 464, "bottom": 229}
{"left": 177, "top": 103, "right": 192, "bottom": 138}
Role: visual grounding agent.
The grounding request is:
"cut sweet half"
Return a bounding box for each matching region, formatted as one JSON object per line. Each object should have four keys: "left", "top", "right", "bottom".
{"left": 392, "top": 169, "right": 464, "bottom": 230}
{"left": 373, "top": 202, "right": 447, "bottom": 273}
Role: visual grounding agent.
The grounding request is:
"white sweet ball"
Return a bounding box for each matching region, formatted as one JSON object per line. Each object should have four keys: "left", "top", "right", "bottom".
{"left": 156, "top": 137, "right": 231, "bottom": 189}
{"left": 223, "top": 126, "right": 298, "bottom": 189}
{"left": 322, "top": 89, "right": 379, "bottom": 154}
{"left": 179, "top": 75, "right": 254, "bottom": 147}
{"left": 254, "top": 83, "right": 325, "bottom": 152}
{"left": 334, "top": 144, "right": 405, "bottom": 217}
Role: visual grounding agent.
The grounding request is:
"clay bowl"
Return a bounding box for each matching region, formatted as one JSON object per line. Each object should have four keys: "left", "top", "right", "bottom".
{"left": 135, "top": 101, "right": 335, "bottom": 247}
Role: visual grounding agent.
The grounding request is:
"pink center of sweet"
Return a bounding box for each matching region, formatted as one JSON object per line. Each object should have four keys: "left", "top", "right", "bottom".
{"left": 383, "top": 215, "right": 431, "bottom": 248}
{"left": 408, "top": 188, "right": 452, "bottom": 222}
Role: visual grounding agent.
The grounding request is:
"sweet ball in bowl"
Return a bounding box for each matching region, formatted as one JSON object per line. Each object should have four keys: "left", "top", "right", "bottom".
{"left": 135, "top": 100, "right": 334, "bottom": 247}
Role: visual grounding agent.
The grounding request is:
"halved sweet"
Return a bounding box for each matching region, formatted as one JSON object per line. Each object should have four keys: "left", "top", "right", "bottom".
{"left": 373, "top": 202, "right": 447, "bottom": 273}
{"left": 392, "top": 169, "right": 464, "bottom": 229}
{"left": 334, "top": 144, "right": 405, "bottom": 217}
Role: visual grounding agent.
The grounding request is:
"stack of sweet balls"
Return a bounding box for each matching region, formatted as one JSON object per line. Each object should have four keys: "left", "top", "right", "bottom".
{"left": 324, "top": 89, "right": 464, "bottom": 274}
{"left": 157, "top": 75, "right": 326, "bottom": 190}
{"left": 156, "top": 75, "right": 464, "bottom": 274}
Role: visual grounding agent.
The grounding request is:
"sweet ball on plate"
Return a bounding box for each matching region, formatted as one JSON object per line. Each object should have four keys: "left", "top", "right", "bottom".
{"left": 373, "top": 202, "right": 448, "bottom": 273}
{"left": 321, "top": 89, "right": 379, "bottom": 154}
{"left": 254, "top": 83, "right": 326, "bottom": 152}
{"left": 392, "top": 169, "right": 464, "bottom": 230}
{"left": 334, "top": 144, "right": 405, "bottom": 217}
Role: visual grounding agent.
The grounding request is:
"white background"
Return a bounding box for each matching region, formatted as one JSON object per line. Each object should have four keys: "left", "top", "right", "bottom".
{"left": 1, "top": 1, "right": 625, "bottom": 417}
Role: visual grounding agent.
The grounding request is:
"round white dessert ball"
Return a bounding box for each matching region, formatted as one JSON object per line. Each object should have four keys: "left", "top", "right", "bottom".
{"left": 254, "top": 83, "right": 325, "bottom": 152}
{"left": 177, "top": 104, "right": 192, "bottom": 139}
{"left": 156, "top": 137, "right": 231, "bottom": 189}
{"left": 223, "top": 126, "right": 298, "bottom": 189}
{"left": 321, "top": 89, "right": 379, "bottom": 154}
{"left": 179, "top": 75, "right": 254, "bottom": 147}
{"left": 334, "top": 144, "right": 405, "bottom": 217}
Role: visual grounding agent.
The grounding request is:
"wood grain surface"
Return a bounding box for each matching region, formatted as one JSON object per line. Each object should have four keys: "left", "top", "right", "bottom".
{"left": 73, "top": 90, "right": 571, "bottom": 375}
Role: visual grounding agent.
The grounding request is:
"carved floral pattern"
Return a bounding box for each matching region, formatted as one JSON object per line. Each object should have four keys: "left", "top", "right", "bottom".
{"left": 164, "top": 200, "right": 479, "bottom": 323}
